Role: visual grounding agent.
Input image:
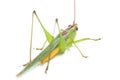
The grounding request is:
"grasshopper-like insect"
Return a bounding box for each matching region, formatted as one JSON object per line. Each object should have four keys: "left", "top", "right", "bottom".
{"left": 16, "top": 0, "right": 101, "bottom": 77}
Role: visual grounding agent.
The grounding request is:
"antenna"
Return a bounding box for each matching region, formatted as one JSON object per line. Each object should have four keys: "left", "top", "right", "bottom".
{"left": 74, "top": 0, "right": 76, "bottom": 24}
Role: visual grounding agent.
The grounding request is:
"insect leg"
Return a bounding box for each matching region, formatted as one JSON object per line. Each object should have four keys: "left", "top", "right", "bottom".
{"left": 31, "top": 10, "right": 55, "bottom": 61}
{"left": 34, "top": 40, "right": 47, "bottom": 50}
{"left": 33, "top": 10, "right": 53, "bottom": 43}
{"left": 73, "top": 38, "right": 101, "bottom": 58}
{"left": 73, "top": 41, "right": 88, "bottom": 58}
{"left": 45, "top": 18, "right": 66, "bottom": 73}
{"left": 23, "top": 10, "right": 54, "bottom": 66}
{"left": 56, "top": 19, "right": 66, "bottom": 53}
{"left": 45, "top": 18, "right": 58, "bottom": 73}
{"left": 74, "top": 38, "right": 101, "bottom": 43}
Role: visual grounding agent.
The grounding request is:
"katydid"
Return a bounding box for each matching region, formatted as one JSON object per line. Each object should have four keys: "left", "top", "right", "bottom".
{"left": 16, "top": 0, "right": 101, "bottom": 77}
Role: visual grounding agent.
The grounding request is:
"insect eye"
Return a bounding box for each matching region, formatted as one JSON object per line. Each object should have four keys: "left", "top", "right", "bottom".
{"left": 76, "top": 27, "right": 78, "bottom": 30}
{"left": 68, "top": 25, "right": 71, "bottom": 27}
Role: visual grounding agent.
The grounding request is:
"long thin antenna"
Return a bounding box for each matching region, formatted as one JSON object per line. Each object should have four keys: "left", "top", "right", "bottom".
{"left": 74, "top": 0, "right": 76, "bottom": 24}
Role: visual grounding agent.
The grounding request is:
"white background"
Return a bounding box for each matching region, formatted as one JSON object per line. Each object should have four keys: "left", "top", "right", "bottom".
{"left": 0, "top": 0, "right": 120, "bottom": 80}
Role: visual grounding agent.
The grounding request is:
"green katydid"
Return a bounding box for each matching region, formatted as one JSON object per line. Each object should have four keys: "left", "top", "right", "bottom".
{"left": 16, "top": 0, "right": 101, "bottom": 77}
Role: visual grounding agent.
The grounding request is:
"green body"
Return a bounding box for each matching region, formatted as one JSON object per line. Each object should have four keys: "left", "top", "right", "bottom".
{"left": 16, "top": 23, "right": 77, "bottom": 77}
{"left": 16, "top": 10, "right": 101, "bottom": 77}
